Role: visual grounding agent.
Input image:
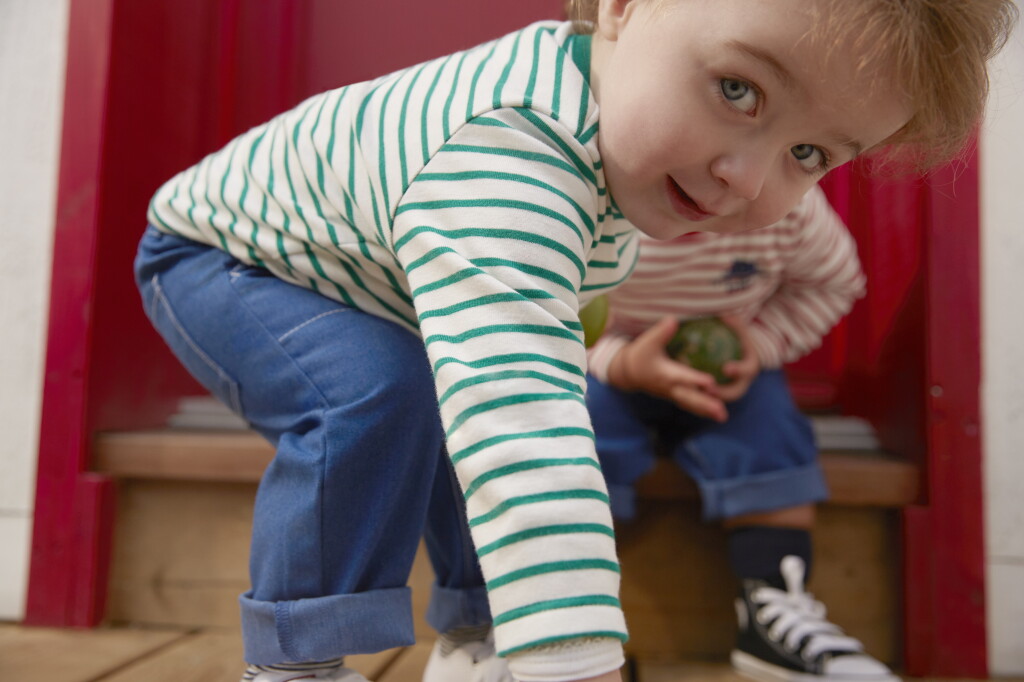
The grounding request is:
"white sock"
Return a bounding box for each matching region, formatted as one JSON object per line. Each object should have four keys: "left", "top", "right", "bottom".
{"left": 438, "top": 625, "right": 492, "bottom": 656}
{"left": 241, "top": 657, "right": 345, "bottom": 680}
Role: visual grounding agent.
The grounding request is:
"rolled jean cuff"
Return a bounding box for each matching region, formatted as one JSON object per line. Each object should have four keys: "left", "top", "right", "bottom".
{"left": 696, "top": 463, "right": 829, "bottom": 521}
{"left": 240, "top": 587, "right": 414, "bottom": 664}
{"left": 426, "top": 581, "right": 492, "bottom": 634}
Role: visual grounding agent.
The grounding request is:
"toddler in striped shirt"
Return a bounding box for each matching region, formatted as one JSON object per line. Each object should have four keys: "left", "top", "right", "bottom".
{"left": 135, "top": 0, "right": 1015, "bottom": 680}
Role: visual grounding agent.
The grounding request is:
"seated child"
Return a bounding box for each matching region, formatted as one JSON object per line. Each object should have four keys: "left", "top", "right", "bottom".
{"left": 134, "top": 0, "right": 1015, "bottom": 680}
{"left": 585, "top": 185, "right": 894, "bottom": 681}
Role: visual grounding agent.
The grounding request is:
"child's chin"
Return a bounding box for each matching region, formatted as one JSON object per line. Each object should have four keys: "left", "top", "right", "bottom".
{"left": 636, "top": 222, "right": 706, "bottom": 241}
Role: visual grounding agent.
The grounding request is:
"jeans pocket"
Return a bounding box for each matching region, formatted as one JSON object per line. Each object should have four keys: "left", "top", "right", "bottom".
{"left": 145, "top": 272, "right": 244, "bottom": 415}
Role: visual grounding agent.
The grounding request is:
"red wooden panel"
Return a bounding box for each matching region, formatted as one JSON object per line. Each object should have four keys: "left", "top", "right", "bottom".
{"left": 25, "top": 0, "right": 118, "bottom": 627}
{"left": 302, "top": 1, "right": 564, "bottom": 96}
{"left": 87, "top": 0, "right": 311, "bottom": 433}
{"left": 903, "top": 151, "right": 987, "bottom": 677}
{"left": 789, "top": 163, "right": 929, "bottom": 449}
{"left": 839, "top": 168, "right": 930, "bottom": 462}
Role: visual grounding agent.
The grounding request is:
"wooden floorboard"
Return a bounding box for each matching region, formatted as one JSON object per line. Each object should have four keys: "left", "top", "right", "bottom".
{"left": 348, "top": 649, "right": 408, "bottom": 681}
{"left": 0, "top": 624, "right": 185, "bottom": 682}
{"left": 635, "top": 659, "right": 747, "bottom": 681}
{"left": 92, "top": 631, "right": 403, "bottom": 682}
{"left": 376, "top": 642, "right": 433, "bottom": 682}
{"left": 95, "top": 631, "right": 242, "bottom": 682}
{"left": 2, "top": 624, "right": 1021, "bottom": 682}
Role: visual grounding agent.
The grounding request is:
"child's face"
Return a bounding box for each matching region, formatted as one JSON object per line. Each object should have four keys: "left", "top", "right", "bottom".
{"left": 591, "top": 0, "right": 912, "bottom": 239}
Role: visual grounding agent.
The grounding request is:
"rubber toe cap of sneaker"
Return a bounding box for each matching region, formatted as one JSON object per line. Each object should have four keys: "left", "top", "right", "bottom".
{"left": 823, "top": 653, "right": 898, "bottom": 680}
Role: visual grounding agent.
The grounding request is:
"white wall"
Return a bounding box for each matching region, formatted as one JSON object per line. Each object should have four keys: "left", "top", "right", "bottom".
{"left": 0, "top": 0, "right": 69, "bottom": 620}
{"left": 982, "top": 3, "right": 1024, "bottom": 674}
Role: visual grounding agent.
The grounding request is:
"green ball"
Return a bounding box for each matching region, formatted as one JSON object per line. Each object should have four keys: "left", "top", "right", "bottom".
{"left": 666, "top": 316, "right": 742, "bottom": 384}
{"left": 579, "top": 295, "right": 609, "bottom": 348}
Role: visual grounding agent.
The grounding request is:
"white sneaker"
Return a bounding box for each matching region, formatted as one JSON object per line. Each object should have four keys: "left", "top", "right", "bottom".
{"left": 731, "top": 556, "right": 900, "bottom": 682}
{"left": 242, "top": 660, "right": 370, "bottom": 682}
{"left": 422, "top": 632, "right": 512, "bottom": 682}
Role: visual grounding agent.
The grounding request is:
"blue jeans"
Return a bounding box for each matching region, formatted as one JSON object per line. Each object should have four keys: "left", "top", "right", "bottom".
{"left": 134, "top": 227, "right": 490, "bottom": 664}
{"left": 585, "top": 370, "right": 828, "bottom": 521}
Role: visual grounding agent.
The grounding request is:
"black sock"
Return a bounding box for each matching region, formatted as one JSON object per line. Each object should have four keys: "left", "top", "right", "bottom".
{"left": 727, "top": 525, "right": 812, "bottom": 589}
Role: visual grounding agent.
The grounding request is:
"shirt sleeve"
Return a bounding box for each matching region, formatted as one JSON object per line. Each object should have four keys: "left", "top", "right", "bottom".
{"left": 746, "top": 186, "right": 867, "bottom": 368}
{"left": 586, "top": 331, "right": 630, "bottom": 384}
{"left": 391, "top": 107, "right": 627, "bottom": 674}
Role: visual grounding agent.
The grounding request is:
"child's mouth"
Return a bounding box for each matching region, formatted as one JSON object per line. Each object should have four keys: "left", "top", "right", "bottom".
{"left": 666, "top": 177, "right": 714, "bottom": 221}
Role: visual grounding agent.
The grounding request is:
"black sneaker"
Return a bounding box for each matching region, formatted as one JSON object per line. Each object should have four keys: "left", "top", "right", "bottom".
{"left": 731, "top": 555, "right": 900, "bottom": 681}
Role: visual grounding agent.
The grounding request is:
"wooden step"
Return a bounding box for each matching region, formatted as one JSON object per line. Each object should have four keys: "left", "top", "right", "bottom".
{"left": 92, "top": 428, "right": 920, "bottom": 506}
{"left": 96, "top": 428, "right": 915, "bottom": 665}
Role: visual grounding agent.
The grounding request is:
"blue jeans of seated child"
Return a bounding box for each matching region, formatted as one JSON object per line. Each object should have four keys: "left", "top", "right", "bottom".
{"left": 585, "top": 369, "right": 828, "bottom": 522}
{"left": 134, "top": 226, "right": 490, "bottom": 665}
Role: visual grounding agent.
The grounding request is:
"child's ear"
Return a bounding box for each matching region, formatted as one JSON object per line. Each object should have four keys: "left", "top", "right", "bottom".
{"left": 595, "top": 0, "right": 637, "bottom": 41}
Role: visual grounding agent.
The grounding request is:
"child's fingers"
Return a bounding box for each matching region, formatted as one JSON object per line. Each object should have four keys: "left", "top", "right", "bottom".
{"left": 668, "top": 384, "right": 728, "bottom": 422}
{"left": 666, "top": 359, "right": 718, "bottom": 391}
{"left": 715, "top": 380, "right": 747, "bottom": 403}
{"left": 635, "top": 315, "right": 680, "bottom": 349}
{"left": 720, "top": 360, "right": 749, "bottom": 379}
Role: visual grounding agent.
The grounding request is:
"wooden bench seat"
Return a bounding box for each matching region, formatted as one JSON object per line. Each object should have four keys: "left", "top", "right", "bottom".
{"left": 93, "top": 428, "right": 920, "bottom": 506}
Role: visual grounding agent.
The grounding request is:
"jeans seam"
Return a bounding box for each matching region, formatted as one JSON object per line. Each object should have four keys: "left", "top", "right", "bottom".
{"left": 275, "top": 601, "right": 297, "bottom": 661}
{"left": 151, "top": 274, "right": 243, "bottom": 414}
{"left": 278, "top": 308, "right": 348, "bottom": 344}
{"left": 318, "top": 414, "right": 328, "bottom": 599}
{"left": 224, "top": 270, "right": 333, "bottom": 412}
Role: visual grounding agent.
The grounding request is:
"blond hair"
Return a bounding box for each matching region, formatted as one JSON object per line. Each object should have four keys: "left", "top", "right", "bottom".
{"left": 563, "top": 0, "right": 600, "bottom": 28}
{"left": 564, "top": 0, "right": 1018, "bottom": 171}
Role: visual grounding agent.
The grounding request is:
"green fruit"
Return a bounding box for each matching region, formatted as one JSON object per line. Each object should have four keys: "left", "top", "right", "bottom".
{"left": 579, "top": 295, "right": 609, "bottom": 348}
{"left": 666, "top": 316, "right": 742, "bottom": 384}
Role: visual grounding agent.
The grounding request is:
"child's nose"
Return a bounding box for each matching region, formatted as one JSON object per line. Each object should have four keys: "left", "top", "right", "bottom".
{"left": 709, "top": 150, "right": 772, "bottom": 202}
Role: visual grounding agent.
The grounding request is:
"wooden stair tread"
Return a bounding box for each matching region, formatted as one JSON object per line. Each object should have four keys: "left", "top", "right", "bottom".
{"left": 93, "top": 428, "right": 919, "bottom": 506}
{"left": 636, "top": 449, "right": 919, "bottom": 507}
{"left": 95, "top": 429, "right": 275, "bottom": 483}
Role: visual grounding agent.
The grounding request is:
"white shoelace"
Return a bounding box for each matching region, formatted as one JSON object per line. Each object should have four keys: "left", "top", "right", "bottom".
{"left": 750, "top": 555, "right": 864, "bottom": 661}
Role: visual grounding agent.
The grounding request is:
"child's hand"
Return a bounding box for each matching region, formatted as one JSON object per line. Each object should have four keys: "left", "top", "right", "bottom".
{"left": 608, "top": 316, "right": 728, "bottom": 423}
{"left": 713, "top": 314, "right": 761, "bottom": 403}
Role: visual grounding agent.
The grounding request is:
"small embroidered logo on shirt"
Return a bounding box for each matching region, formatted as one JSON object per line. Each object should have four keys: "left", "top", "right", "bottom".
{"left": 720, "top": 260, "right": 760, "bottom": 291}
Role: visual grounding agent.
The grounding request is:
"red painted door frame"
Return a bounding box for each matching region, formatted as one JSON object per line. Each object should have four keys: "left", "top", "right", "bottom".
{"left": 902, "top": 153, "right": 988, "bottom": 677}
{"left": 24, "top": 0, "right": 118, "bottom": 627}
{"left": 25, "top": 0, "right": 307, "bottom": 627}
{"left": 25, "top": 1, "right": 990, "bottom": 675}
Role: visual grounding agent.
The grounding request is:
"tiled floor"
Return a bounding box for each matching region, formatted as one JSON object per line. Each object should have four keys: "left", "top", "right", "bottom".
{"left": 1, "top": 624, "right": 1019, "bottom": 682}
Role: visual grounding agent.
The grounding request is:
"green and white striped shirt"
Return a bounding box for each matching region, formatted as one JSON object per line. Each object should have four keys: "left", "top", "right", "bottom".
{"left": 149, "top": 20, "right": 636, "bottom": 665}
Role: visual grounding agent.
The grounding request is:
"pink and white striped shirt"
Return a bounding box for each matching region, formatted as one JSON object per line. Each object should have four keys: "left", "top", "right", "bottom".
{"left": 587, "top": 186, "right": 865, "bottom": 382}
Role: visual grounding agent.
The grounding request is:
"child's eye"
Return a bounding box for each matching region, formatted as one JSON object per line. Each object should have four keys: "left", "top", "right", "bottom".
{"left": 791, "top": 144, "right": 828, "bottom": 172}
{"left": 720, "top": 78, "right": 758, "bottom": 114}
